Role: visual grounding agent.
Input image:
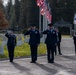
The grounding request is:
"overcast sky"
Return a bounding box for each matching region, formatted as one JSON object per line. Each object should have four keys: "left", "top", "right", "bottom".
{"left": 3, "top": 0, "right": 8, "bottom": 5}
{"left": 3, "top": 0, "right": 14, "bottom": 6}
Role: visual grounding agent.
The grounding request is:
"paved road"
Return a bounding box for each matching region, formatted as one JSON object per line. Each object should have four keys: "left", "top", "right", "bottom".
{"left": 0, "top": 37, "right": 76, "bottom": 75}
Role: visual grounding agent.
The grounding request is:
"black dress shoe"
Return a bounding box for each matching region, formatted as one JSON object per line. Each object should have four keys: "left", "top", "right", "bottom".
{"left": 10, "top": 60, "right": 13, "bottom": 62}
{"left": 59, "top": 53, "right": 62, "bottom": 55}
{"left": 30, "top": 61, "right": 36, "bottom": 63}
{"left": 51, "top": 61, "right": 54, "bottom": 63}
{"left": 48, "top": 61, "right": 51, "bottom": 63}
{"left": 48, "top": 61, "right": 54, "bottom": 63}
{"left": 55, "top": 54, "right": 57, "bottom": 55}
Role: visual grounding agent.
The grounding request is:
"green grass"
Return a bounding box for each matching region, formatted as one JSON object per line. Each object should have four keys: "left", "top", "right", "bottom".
{"left": 62, "top": 35, "right": 71, "bottom": 38}
{"left": 0, "top": 34, "right": 71, "bottom": 59}
{"left": 0, "top": 43, "right": 46, "bottom": 59}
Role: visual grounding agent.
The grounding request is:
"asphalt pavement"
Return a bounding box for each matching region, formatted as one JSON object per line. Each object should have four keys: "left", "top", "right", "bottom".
{"left": 0, "top": 37, "right": 76, "bottom": 75}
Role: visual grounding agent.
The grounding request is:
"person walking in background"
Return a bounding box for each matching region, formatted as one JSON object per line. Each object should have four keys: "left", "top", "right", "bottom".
{"left": 55, "top": 27, "right": 62, "bottom": 55}
{"left": 5, "top": 29, "right": 16, "bottom": 62}
{"left": 42, "top": 24, "right": 57, "bottom": 63}
{"left": 73, "top": 31, "right": 76, "bottom": 54}
{"left": 24, "top": 24, "right": 40, "bottom": 63}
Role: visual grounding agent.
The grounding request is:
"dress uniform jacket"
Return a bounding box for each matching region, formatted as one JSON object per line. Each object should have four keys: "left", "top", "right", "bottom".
{"left": 24, "top": 29, "right": 40, "bottom": 45}
{"left": 5, "top": 33, "right": 16, "bottom": 46}
{"left": 43, "top": 29, "right": 57, "bottom": 45}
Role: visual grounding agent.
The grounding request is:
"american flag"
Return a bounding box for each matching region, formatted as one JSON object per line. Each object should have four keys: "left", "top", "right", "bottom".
{"left": 36, "top": 0, "right": 52, "bottom": 23}
{"left": 40, "top": 1, "right": 47, "bottom": 15}
{"left": 45, "top": 11, "right": 52, "bottom": 22}
{"left": 36, "top": 0, "right": 44, "bottom": 7}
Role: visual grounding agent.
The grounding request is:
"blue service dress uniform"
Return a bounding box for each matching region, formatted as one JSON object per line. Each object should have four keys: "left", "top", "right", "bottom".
{"left": 5, "top": 33, "right": 16, "bottom": 62}
{"left": 24, "top": 29, "right": 40, "bottom": 62}
{"left": 43, "top": 28, "right": 57, "bottom": 63}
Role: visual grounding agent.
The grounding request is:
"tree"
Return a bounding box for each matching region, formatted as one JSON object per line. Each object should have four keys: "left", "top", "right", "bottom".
{"left": 0, "top": 0, "right": 8, "bottom": 29}
{"left": 14, "top": 0, "right": 20, "bottom": 30}
{"left": 48, "top": 0, "right": 76, "bottom": 24}
{"left": 19, "top": 0, "right": 39, "bottom": 30}
{"left": 10, "top": 6, "right": 16, "bottom": 29}
{"left": 19, "top": 0, "right": 27, "bottom": 30}
{"left": 5, "top": 0, "right": 18, "bottom": 29}
{"left": 5, "top": 0, "right": 12, "bottom": 21}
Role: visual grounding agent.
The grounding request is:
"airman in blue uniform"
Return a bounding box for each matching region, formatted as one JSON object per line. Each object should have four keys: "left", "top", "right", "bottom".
{"left": 42, "top": 24, "right": 57, "bottom": 63}
{"left": 5, "top": 29, "right": 16, "bottom": 62}
{"left": 24, "top": 24, "right": 40, "bottom": 63}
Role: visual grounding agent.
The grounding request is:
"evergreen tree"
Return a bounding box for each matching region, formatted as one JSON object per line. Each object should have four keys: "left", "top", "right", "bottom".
{"left": 4, "top": 0, "right": 76, "bottom": 31}
{"left": 10, "top": 5, "right": 16, "bottom": 29}
{"left": 48, "top": 0, "right": 76, "bottom": 24}
{"left": 19, "top": 0, "right": 39, "bottom": 30}
{"left": 5, "top": 0, "right": 12, "bottom": 21}
{"left": 5, "top": 0, "right": 17, "bottom": 29}
{"left": 0, "top": 0, "right": 8, "bottom": 29}
{"left": 19, "top": 0, "right": 27, "bottom": 30}
{"left": 26, "top": 0, "right": 39, "bottom": 28}
{"left": 14, "top": 0, "right": 20, "bottom": 30}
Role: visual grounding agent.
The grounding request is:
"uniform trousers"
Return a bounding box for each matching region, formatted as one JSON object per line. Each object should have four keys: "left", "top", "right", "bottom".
{"left": 46, "top": 44, "right": 55, "bottom": 62}
{"left": 30, "top": 45, "right": 38, "bottom": 62}
{"left": 7, "top": 45, "right": 15, "bottom": 62}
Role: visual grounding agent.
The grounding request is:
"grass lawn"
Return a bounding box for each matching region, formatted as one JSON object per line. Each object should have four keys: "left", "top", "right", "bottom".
{"left": 0, "top": 43, "right": 47, "bottom": 59}
{"left": 62, "top": 35, "right": 71, "bottom": 38}
{"left": 0, "top": 35, "right": 71, "bottom": 59}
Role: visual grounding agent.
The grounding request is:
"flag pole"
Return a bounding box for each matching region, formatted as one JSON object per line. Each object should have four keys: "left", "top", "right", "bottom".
{"left": 39, "top": 8, "right": 41, "bottom": 32}
{"left": 74, "top": 13, "right": 76, "bottom": 31}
